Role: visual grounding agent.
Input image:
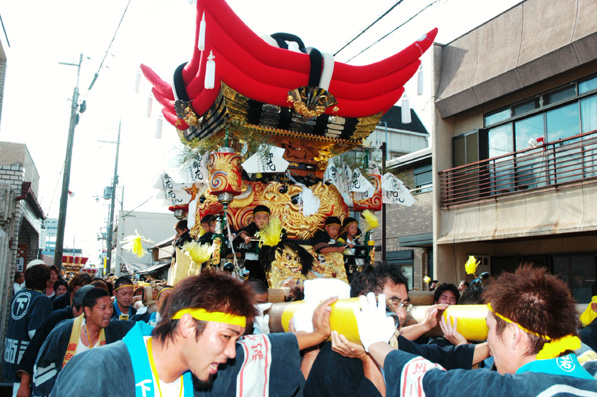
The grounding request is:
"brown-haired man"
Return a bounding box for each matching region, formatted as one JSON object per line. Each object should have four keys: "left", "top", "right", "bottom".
{"left": 354, "top": 265, "right": 597, "bottom": 395}
{"left": 51, "top": 271, "right": 335, "bottom": 396}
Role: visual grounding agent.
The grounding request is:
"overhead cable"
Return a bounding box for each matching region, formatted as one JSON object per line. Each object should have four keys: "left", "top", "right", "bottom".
{"left": 345, "top": 0, "right": 438, "bottom": 63}
{"left": 334, "top": 0, "right": 404, "bottom": 56}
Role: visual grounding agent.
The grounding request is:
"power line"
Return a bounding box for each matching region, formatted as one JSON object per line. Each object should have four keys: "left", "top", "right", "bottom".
{"left": 334, "top": 0, "right": 404, "bottom": 57}
{"left": 88, "top": 0, "right": 132, "bottom": 91}
{"left": 345, "top": 0, "right": 438, "bottom": 63}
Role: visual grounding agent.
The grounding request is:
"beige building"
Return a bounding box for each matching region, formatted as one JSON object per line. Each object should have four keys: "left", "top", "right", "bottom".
{"left": 431, "top": 0, "right": 597, "bottom": 303}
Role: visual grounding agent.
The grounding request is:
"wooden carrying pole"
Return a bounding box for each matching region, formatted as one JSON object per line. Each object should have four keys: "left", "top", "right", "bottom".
{"left": 266, "top": 290, "right": 489, "bottom": 343}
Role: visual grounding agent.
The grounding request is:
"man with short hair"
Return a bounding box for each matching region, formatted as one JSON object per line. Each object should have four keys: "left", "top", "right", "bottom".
{"left": 305, "top": 264, "right": 484, "bottom": 397}
{"left": 33, "top": 288, "right": 134, "bottom": 395}
{"left": 111, "top": 276, "right": 136, "bottom": 320}
{"left": 51, "top": 271, "right": 336, "bottom": 396}
{"left": 355, "top": 265, "right": 597, "bottom": 395}
{"left": 13, "top": 272, "right": 25, "bottom": 295}
{"left": 4, "top": 260, "right": 52, "bottom": 397}
{"left": 53, "top": 272, "right": 93, "bottom": 311}
{"left": 15, "top": 284, "right": 95, "bottom": 397}
{"left": 433, "top": 282, "right": 460, "bottom": 306}
{"left": 247, "top": 279, "right": 269, "bottom": 304}
{"left": 131, "top": 285, "right": 174, "bottom": 327}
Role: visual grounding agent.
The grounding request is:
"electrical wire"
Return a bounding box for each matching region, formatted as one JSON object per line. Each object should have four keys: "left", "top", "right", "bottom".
{"left": 334, "top": 0, "right": 404, "bottom": 57}
{"left": 46, "top": 162, "right": 66, "bottom": 217}
{"left": 345, "top": 0, "right": 438, "bottom": 63}
{"left": 87, "top": 0, "right": 132, "bottom": 91}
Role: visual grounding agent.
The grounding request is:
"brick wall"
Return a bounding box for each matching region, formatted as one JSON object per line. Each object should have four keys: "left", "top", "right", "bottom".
{"left": 0, "top": 164, "right": 25, "bottom": 195}
{"left": 0, "top": 166, "right": 24, "bottom": 381}
{"left": 368, "top": 190, "right": 432, "bottom": 291}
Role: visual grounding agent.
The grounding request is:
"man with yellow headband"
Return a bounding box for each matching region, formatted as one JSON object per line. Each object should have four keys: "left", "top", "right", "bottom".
{"left": 32, "top": 288, "right": 134, "bottom": 395}
{"left": 111, "top": 276, "right": 136, "bottom": 320}
{"left": 352, "top": 265, "right": 597, "bottom": 396}
{"left": 50, "top": 271, "right": 336, "bottom": 396}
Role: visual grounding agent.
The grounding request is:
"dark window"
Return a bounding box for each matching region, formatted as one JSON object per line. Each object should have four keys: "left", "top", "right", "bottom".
{"left": 485, "top": 108, "right": 510, "bottom": 127}
{"left": 580, "top": 76, "right": 597, "bottom": 95}
{"left": 414, "top": 164, "right": 432, "bottom": 192}
{"left": 453, "top": 130, "right": 488, "bottom": 167}
{"left": 492, "top": 253, "right": 596, "bottom": 304}
{"left": 545, "top": 84, "right": 576, "bottom": 105}
{"left": 513, "top": 98, "right": 540, "bottom": 117}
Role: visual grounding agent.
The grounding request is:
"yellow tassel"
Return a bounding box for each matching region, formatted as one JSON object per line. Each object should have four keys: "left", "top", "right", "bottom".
{"left": 361, "top": 210, "right": 379, "bottom": 233}
{"left": 183, "top": 241, "right": 215, "bottom": 264}
{"left": 198, "top": 228, "right": 205, "bottom": 238}
{"left": 580, "top": 296, "right": 597, "bottom": 327}
{"left": 465, "top": 255, "right": 480, "bottom": 275}
{"left": 260, "top": 216, "right": 282, "bottom": 247}
{"left": 122, "top": 231, "right": 151, "bottom": 258}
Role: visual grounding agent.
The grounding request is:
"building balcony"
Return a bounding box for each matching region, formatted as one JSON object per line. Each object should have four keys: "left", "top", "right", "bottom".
{"left": 439, "top": 130, "right": 597, "bottom": 209}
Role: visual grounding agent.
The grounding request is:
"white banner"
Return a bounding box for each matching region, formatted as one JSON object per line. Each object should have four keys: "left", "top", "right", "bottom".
{"left": 381, "top": 173, "right": 416, "bottom": 207}
{"left": 324, "top": 158, "right": 339, "bottom": 185}
{"left": 242, "top": 145, "right": 289, "bottom": 173}
{"left": 350, "top": 168, "right": 374, "bottom": 193}
{"left": 187, "top": 152, "right": 208, "bottom": 184}
{"left": 154, "top": 172, "right": 192, "bottom": 206}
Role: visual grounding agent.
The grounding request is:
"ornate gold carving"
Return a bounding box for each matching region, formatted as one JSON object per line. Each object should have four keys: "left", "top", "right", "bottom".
{"left": 191, "top": 181, "right": 348, "bottom": 240}
{"left": 266, "top": 245, "right": 348, "bottom": 288}
{"left": 267, "top": 245, "right": 311, "bottom": 288}
{"left": 263, "top": 181, "right": 347, "bottom": 240}
{"left": 287, "top": 86, "right": 338, "bottom": 120}
{"left": 183, "top": 106, "right": 199, "bottom": 127}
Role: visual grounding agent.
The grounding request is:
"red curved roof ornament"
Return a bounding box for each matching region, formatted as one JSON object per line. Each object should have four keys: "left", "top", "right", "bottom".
{"left": 142, "top": 0, "right": 437, "bottom": 144}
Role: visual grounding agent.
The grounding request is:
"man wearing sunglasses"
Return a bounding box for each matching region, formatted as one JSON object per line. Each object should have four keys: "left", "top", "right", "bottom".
{"left": 304, "top": 264, "right": 489, "bottom": 397}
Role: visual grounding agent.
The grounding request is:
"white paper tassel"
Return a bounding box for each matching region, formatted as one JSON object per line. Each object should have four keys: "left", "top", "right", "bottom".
{"left": 417, "top": 65, "right": 424, "bottom": 95}
{"left": 401, "top": 95, "right": 411, "bottom": 124}
{"left": 146, "top": 95, "right": 153, "bottom": 118}
{"left": 155, "top": 115, "right": 163, "bottom": 139}
{"left": 204, "top": 51, "right": 216, "bottom": 89}
{"left": 135, "top": 70, "right": 141, "bottom": 93}
{"left": 297, "top": 183, "right": 320, "bottom": 216}
{"left": 198, "top": 12, "right": 206, "bottom": 51}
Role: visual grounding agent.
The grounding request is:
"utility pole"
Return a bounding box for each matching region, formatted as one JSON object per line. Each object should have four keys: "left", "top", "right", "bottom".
{"left": 106, "top": 121, "right": 121, "bottom": 276}
{"left": 54, "top": 54, "right": 84, "bottom": 271}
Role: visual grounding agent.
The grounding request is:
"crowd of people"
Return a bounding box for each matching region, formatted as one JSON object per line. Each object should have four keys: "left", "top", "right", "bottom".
{"left": 177, "top": 206, "right": 371, "bottom": 287}
{"left": 4, "top": 255, "right": 597, "bottom": 396}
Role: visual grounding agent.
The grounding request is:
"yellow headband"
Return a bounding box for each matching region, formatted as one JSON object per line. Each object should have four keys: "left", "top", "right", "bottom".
{"left": 253, "top": 211, "right": 270, "bottom": 216}
{"left": 156, "top": 287, "right": 173, "bottom": 301}
{"left": 487, "top": 303, "right": 580, "bottom": 360}
{"left": 172, "top": 308, "right": 246, "bottom": 327}
{"left": 114, "top": 284, "right": 134, "bottom": 292}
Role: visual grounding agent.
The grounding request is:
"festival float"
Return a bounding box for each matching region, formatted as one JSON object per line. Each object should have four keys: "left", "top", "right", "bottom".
{"left": 143, "top": 0, "right": 436, "bottom": 287}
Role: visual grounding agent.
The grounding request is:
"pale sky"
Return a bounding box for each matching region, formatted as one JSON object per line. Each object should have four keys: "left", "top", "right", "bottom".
{"left": 0, "top": 0, "right": 521, "bottom": 264}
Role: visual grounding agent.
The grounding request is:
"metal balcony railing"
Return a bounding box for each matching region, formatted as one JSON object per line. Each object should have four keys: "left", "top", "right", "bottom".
{"left": 439, "top": 130, "right": 597, "bottom": 208}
